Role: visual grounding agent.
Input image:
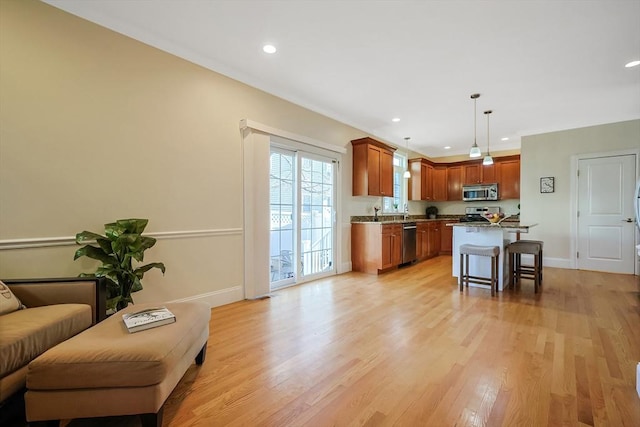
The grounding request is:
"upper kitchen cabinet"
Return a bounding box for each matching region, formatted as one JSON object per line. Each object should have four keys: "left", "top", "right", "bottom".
{"left": 447, "top": 166, "right": 463, "bottom": 201}
{"left": 432, "top": 165, "right": 448, "bottom": 201}
{"left": 497, "top": 156, "right": 520, "bottom": 199}
{"left": 463, "top": 161, "right": 497, "bottom": 184}
{"left": 351, "top": 137, "right": 396, "bottom": 197}
{"left": 408, "top": 158, "right": 433, "bottom": 201}
{"left": 409, "top": 159, "right": 447, "bottom": 201}
{"left": 481, "top": 162, "right": 497, "bottom": 183}
{"left": 463, "top": 163, "right": 481, "bottom": 184}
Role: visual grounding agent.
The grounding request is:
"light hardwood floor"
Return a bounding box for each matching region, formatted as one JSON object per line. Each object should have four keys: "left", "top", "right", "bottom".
{"left": 157, "top": 256, "right": 640, "bottom": 427}
{"left": 53, "top": 256, "right": 640, "bottom": 426}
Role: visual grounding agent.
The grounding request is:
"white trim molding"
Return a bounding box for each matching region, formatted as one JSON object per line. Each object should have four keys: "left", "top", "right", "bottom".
{"left": 0, "top": 228, "right": 243, "bottom": 250}
{"left": 169, "top": 285, "right": 244, "bottom": 308}
{"left": 240, "top": 119, "right": 347, "bottom": 154}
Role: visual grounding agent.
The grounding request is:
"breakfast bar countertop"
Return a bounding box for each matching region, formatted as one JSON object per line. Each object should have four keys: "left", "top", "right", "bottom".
{"left": 447, "top": 222, "right": 538, "bottom": 233}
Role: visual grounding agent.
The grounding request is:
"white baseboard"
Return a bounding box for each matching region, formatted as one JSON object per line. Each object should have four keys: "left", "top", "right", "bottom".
{"left": 339, "top": 261, "right": 352, "bottom": 274}
{"left": 169, "top": 285, "right": 244, "bottom": 308}
{"left": 544, "top": 257, "right": 572, "bottom": 269}
{"left": 517, "top": 254, "right": 572, "bottom": 269}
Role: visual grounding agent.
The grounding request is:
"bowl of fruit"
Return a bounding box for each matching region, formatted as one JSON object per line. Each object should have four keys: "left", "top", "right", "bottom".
{"left": 483, "top": 212, "right": 509, "bottom": 224}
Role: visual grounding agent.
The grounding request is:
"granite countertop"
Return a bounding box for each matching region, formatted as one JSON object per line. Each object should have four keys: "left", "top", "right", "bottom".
{"left": 351, "top": 215, "right": 521, "bottom": 225}
{"left": 449, "top": 222, "right": 538, "bottom": 230}
{"left": 351, "top": 215, "right": 464, "bottom": 224}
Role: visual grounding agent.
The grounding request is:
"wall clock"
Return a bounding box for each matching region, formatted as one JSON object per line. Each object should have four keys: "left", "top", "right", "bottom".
{"left": 540, "top": 177, "right": 554, "bottom": 193}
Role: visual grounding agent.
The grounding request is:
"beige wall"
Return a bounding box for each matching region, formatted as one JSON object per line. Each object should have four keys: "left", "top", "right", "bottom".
{"left": 520, "top": 119, "right": 640, "bottom": 267}
{"left": 0, "top": 0, "right": 372, "bottom": 305}
{"left": 2, "top": 2, "right": 637, "bottom": 306}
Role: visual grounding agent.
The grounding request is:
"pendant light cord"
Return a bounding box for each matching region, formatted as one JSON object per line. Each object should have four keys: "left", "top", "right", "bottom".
{"left": 486, "top": 111, "right": 490, "bottom": 154}
{"left": 472, "top": 95, "right": 478, "bottom": 146}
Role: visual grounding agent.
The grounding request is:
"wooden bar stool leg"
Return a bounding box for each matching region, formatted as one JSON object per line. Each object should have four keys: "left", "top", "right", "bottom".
{"left": 496, "top": 255, "right": 500, "bottom": 294}
{"left": 516, "top": 253, "right": 521, "bottom": 288}
{"left": 490, "top": 255, "right": 496, "bottom": 297}
{"left": 539, "top": 248, "right": 543, "bottom": 284}
{"left": 459, "top": 253, "right": 464, "bottom": 292}
{"left": 533, "top": 254, "right": 540, "bottom": 294}
{"left": 464, "top": 254, "right": 469, "bottom": 289}
{"left": 509, "top": 252, "right": 515, "bottom": 289}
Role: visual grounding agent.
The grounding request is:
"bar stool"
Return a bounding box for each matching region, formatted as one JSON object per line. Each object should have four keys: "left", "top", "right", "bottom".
{"left": 507, "top": 240, "right": 543, "bottom": 293}
{"left": 459, "top": 244, "right": 500, "bottom": 297}
{"left": 517, "top": 239, "right": 544, "bottom": 283}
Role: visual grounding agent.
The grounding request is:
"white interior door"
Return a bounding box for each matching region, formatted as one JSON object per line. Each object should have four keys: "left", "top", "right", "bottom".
{"left": 577, "top": 154, "right": 636, "bottom": 273}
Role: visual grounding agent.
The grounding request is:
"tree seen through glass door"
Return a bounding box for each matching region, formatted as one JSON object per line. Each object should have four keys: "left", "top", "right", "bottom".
{"left": 300, "top": 157, "right": 334, "bottom": 277}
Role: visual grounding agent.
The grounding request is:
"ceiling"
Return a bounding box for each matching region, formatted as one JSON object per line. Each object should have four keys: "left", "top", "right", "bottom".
{"left": 44, "top": 0, "right": 640, "bottom": 157}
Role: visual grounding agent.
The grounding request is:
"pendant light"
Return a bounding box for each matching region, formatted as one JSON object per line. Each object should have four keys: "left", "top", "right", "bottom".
{"left": 483, "top": 110, "right": 494, "bottom": 165}
{"left": 403, "top": 137, "right": 411, "bottom": 178}
{"left": 469, "top": 93, "right": 482, "bottom": 158}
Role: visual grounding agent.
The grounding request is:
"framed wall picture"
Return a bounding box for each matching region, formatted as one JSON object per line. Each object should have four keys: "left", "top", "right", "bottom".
{"left": 540, "top": 176, "right": 555, "bottom": 193}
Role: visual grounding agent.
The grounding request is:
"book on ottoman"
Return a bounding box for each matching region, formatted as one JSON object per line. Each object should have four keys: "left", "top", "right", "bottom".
{"left": 122, "top": 306, "right": 176, "bottom": 333}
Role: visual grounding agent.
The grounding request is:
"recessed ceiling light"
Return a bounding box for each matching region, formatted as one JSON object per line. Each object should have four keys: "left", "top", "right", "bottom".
{"left": 625, "top": 60, "right": 640, "bottom": 68}
{"left": 444, "top": 146, "right": 451, "bottom": 150}
{"left": 263, "top": 44, "right": 277, "bottom": 54}
{"left": 501, "top": 137, "right": 509, "bottom": 141}
{"left": 391, "top": 117, "right": 401, "bottom": 122}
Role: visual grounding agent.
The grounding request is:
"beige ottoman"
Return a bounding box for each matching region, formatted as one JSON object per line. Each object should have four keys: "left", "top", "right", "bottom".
{"left": 25, "top": 301, "right": 211, "bottom": 427}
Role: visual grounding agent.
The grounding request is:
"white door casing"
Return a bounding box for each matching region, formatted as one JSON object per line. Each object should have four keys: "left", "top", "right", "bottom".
{"left": 241, "top": 119, "right": 345, "bottom": 299}
{"left": 577, "top": 154, "right": 637, "bottom": 274}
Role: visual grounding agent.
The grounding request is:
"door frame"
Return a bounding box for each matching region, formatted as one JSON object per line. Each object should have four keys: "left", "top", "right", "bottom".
{"left": 240, "top": 119, "right": 345, "bottom": 299}
{"left": 569, "top": 148, "right": 640, "bottom": 274}
{"left": 269, "top": 148, "right": 339, "bottom": 290}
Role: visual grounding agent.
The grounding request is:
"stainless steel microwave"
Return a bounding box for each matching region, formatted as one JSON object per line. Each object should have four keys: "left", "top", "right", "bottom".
{"left": 462, "top": 183, "right": 498, "bottom": 201}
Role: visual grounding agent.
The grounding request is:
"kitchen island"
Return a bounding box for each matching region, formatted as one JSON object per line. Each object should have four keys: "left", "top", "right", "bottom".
{"left": 448, "top": 222, "right": 538, "bottom": 291}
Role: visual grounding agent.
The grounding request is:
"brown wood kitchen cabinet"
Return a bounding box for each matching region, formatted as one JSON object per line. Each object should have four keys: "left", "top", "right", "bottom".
{"left": 464, "top": 162, "right": 498, "bottom": 184}
{"left": 497, "top": 156, "right": 520, "bottom": 199}
{"left": 427, "top": 222, "right": 441, "bottom": 258}
{"left": 444, "top": 155, "right": 519, "bottom": 201}
{"left": 351, "top": 137, "right": 396, "bottom": 197}
{"left": 408, "top": 159, "right": 433, "bottom": 201}
{"left": 463, "top": 163, "right": 481, "bottom": 184}
{"left": 409, "top": 159, "right": 448, "bottom": 201}
{"left": 416, "top": 222, "right": 429, "bottom": 259}
{"left": 481, "top": 162, "right": 497, "bottom": 183}
{"left": 439, "top": 220, "right": 456, "bottom": 254}
{"left": 432, "top": 165, "right": 448, "bottom": 201}
{"left": 447, "top": 166, "right": 463, "bottom": 201}
{"left": 351, "top": 223, "right": 402, "bottom": 274}
{"left": 416, "top": 221, "right": 440, "bottom": 260}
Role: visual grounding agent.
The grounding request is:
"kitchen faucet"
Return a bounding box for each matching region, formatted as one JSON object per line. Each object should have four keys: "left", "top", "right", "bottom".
{"left": 404, "top": 203, "right": 409, "bottom": 220}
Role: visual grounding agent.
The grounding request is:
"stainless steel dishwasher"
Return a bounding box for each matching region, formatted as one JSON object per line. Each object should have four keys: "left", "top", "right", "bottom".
{"left": 402, "top": 222, "right": 417, "bottom": 264}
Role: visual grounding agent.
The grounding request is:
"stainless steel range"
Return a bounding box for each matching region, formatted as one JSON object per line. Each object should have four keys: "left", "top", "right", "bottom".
{"left": 459, "top": 206, "right": 501, "bottom": 222}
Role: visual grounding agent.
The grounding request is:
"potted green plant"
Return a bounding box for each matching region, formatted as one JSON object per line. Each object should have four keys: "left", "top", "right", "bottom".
{"left": 426, "top": 206, "right": 438, "bottom": 219}
{"left": 74, "top": 218, "right": 165, "bottom": 312}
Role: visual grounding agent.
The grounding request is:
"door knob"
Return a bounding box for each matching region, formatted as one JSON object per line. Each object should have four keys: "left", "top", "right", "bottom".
{"left": 622, "top": 218, "right": 633, "bottom": 223}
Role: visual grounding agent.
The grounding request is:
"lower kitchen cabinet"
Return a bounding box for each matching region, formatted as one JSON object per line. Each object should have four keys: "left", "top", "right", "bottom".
{"left": 427, "top": 222, "right": 441, "bottom": 258}
{"left": 416, "top": 222, "right": 440, "bottom": 260}
{"left": 439, "top": 220, "right": 456, "bottom": 254}
{"left": 352, "top": 223, "right": 402, "bottom": 274}
{"left": 352, "top": 220, "right": 457, "bottom": 274}
{"left": 416, "top": 223, "right": 429, "bottom": 259}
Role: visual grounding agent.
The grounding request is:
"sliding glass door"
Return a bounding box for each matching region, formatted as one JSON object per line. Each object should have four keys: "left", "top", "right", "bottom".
{"left": 270, "top": 148, "right": 336, "bottom": 289}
